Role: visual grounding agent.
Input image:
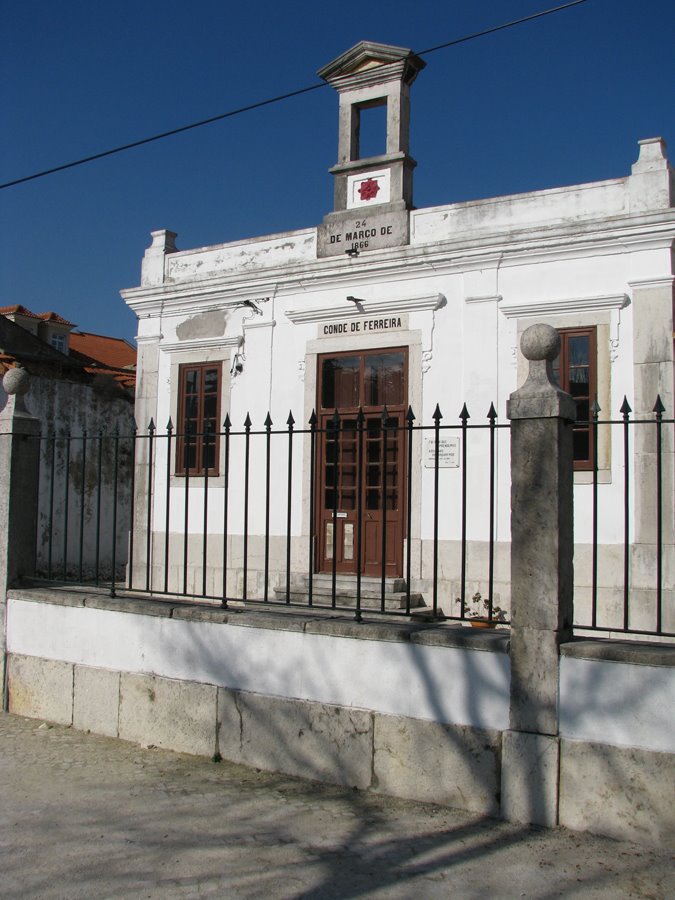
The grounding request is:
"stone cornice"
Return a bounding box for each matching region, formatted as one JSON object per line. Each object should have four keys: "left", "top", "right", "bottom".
{"left": 500, "top": 293, "right": 630, "bottom": 319}
{"left": 244, "top": 319, "right": 276, "bottom": 331}
{"left": 285, "top": 293, "right": 446, "bottom": 325}
{"left": 158, "top": 335, "right": 242, "bottom": 353}
{"left": 120, "top": 213, "right": 675, "bottom": 320}
{"left": 627, "top": 276, "right": 674, "bottom": 290}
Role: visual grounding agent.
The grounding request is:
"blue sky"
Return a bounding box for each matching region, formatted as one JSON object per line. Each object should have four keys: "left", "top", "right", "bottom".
{"left": 2, "top": 0, "right": 673, "bottom": 342}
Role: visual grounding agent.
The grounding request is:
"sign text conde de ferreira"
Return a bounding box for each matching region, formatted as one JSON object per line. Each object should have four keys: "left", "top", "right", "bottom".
{"left": 321, "top": 316, "right": 405, "bottom": 336}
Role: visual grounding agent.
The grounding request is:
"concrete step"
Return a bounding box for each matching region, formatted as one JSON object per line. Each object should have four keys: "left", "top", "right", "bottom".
{"left": 272, "top": 588, "right": 426, "bottom": 610}
{"left": 292, "top": 574, "right": 408, "bottom": 592}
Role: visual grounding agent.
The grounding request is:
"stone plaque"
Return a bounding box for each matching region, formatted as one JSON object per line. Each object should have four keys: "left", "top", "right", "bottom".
{"left": 424, "top": 436, "right": 460, "bottom": 468}
{"left": 318, "top": 313, "right": 409, "bottom": 339}
{"left": 317, "top": 209, "right": 409, "bottom": 258}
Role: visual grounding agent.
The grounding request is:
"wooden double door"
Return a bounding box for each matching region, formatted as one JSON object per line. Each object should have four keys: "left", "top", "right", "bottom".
{"left": 317, "top": 348, "right": 408, "bottom": 577}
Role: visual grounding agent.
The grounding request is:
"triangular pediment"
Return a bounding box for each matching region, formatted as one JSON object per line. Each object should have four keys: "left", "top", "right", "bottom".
{"left": 318, "top": 41, "right": 424, "bottom": 83}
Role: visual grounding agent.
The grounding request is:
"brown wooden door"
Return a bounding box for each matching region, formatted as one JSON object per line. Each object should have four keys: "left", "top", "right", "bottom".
{"left": 317, "top": 349, "right": 407, "bottom": 577}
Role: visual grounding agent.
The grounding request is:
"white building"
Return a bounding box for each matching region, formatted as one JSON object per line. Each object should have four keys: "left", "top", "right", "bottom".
{"left": 122, "top": 41, "right": 675, "bottom": 634}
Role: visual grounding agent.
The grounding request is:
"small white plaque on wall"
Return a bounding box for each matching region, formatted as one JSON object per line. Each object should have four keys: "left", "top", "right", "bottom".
{"left": 424, "top": 436, "right": 460, "bottom": 468}
{"left": 347, "top": 169, "right": 391, "bottom": 209}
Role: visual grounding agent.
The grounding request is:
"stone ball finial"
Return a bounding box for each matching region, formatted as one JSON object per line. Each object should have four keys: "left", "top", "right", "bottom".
{"left": 3, "top": 364, "right": 30, "bottom": 397}
{"left": 520, "top": 324, "right": 560, "bottom": 362}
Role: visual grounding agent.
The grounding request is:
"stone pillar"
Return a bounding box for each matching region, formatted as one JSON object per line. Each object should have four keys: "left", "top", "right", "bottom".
{"left": 501, "top": 324, "right": 576, "bottom": 827}
{"left": 141, "top": 229, "right": 177, "bottom": 287}
{"left": 0, "top": 366, "right": 41, "bottom": 708}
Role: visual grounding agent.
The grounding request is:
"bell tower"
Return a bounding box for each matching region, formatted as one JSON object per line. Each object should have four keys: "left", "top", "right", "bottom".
{"left": 316, "top": 41, "right": 425, "bottom": 258}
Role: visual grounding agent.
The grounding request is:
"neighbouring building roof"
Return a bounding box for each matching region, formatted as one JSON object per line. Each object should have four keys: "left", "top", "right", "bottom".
{"left": 0, "top": 306, "right": 136, "bottom": 397}
{"left": 0, "top": 305, "right": 76, "bottom": 327}
{"left": 68, "top": 331, "right": 137, "bottom": 393}
{"left": 69, "top": 332, "right": 136, "bottom": 369}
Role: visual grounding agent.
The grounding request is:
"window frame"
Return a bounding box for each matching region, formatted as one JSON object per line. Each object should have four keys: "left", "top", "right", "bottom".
{"left": 50, "top": 333, "right": 68, "bottom": 354}
{"left": 175, "top": 362, "right": 222, "bottom": 476}
{"left": 553, "top": 326, "right": 597, "bottom": 471}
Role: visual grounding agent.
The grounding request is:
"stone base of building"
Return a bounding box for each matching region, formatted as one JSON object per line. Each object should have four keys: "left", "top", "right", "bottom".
{"left": 6, "top": 590, "right": 675, "bottom": 849}
{"left": 8, "top": 653, "right": 502, "bottom": 816}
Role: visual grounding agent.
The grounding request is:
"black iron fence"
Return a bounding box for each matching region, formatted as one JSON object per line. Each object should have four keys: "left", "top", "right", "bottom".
{"left": 27, "top": 396, "right": 674, "bottom": 638}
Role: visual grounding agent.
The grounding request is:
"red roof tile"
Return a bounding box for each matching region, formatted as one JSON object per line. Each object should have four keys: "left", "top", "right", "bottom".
{"left": 0, "top": 304, "right": 75, "bottom": 327}
{"left": 69, "top": 332, "right": 136, "bottom": 370}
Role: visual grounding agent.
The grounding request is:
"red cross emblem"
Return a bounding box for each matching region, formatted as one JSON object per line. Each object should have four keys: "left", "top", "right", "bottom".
{"left": 358, "top": 178, "right": 380, "bottom": 201}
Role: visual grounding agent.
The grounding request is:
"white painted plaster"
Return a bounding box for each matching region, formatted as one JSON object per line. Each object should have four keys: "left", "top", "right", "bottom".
{"left": 166, "top": 230, "right": 316, "bottom": 283}
{"left": 559, "top": 656, "right": 675, "bottom": 753}
{"left": 411, "top": 180, "right": 628, "bottom": 243}
{"left": 7, "top": 599, "right": 510, "bottom": 731}
{"left": 121, "top": 136, "right": 675, "bottom": 618}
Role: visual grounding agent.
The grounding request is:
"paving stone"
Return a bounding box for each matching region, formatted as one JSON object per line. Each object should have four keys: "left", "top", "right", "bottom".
{"left": 1, "top": 711, "right": 673, "bottom": 899}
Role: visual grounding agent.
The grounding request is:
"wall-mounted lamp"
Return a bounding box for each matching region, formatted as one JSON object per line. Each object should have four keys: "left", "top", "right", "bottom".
{"left": 242, "top": 299, "right": 264, "bottom": 315}
{"left": 231, "top": 349, "right": 245, "bottom": 377}
{"left": 345, "top": 248, "right": 359, "bottom": 258}
{"left": 346, "top": 296, "right": 366, "bottom": 304}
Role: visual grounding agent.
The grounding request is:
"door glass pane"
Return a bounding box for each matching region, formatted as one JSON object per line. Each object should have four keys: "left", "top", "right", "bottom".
{"left": 321, "top": 357, "right": 360, "bottom": 409}
{"left": 364, "top": 352, "right": 405, "bottom": 406}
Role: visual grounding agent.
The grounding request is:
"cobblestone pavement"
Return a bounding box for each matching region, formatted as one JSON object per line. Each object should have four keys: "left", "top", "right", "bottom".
{"left": 0, "top": 713, "right": 672, "bottom": 899}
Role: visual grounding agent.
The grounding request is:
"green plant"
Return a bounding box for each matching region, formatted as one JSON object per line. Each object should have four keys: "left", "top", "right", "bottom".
{"left": 455, "top": 591, "right": 506, "bottom": 622}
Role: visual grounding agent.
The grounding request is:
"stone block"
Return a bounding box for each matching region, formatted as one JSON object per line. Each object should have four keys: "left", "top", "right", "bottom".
{"left": 119, "top": 672, "right": 217, "bottom": 757}
{"left": 8, "top": 654, "right": 73, "bottom": 725}
{"left": 216, "top": 688, "right": 244, "bottom": 762}
{"left": 217, "top": 688, "right": 373, "bottom": 789}
{"left": 559, "top": 739, "right": 675, "bottom": 848}
{"left": 73, "top": 665, "right": 120, "bottom": 738}
{"left": 509, "top": 628, "right": 561, "bottom": 735}
{"left": 501, "top": 730, "right": 560, "bottom": 827}
{"left": 631, "top": 287, "right": 673, "bottom": 365}
{"left": 317, "top": 208, "right": 409, "bottom": 257}
{"left": 509, "top": 409, "right": 574, "bottom": 635}
{"left": 372, "top": 714, "right": 501, "bottom": 814}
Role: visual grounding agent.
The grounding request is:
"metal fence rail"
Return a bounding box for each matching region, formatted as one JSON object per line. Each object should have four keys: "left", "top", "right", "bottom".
{"left": 124, "top": 404, "right": 510, "bottom": 623}
{"left": 573, "top": 397, "right": 674, "bottom": 638}
{"left": 29, "top": 396, "right": 674, "bottom": 638}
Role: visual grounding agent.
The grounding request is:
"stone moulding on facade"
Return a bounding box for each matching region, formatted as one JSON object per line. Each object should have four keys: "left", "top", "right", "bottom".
{"left": 157, "top": 335, "right": 243, "bottom": 354}
{"left": 285, "top": 293, "right": 446, "bottom": 325}
{"left": 122, "top": 216, "right": 673, "bottom": 326}
{"left": 627, "top": 276, "right": 675, "bottom": 290}
{"left": 499, "top": 293, "right": 630, "bottom": 319}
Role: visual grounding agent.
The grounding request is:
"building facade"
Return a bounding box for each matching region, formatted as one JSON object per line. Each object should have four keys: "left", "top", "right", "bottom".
{"left": 122, "top": 42, "right": 675, "bottom": 629}
{"left": 0, "top": 305, "right": 136, "bottom": 580}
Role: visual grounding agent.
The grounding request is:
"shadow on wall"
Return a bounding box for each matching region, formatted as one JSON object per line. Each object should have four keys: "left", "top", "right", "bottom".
{"left": 31, "top": 376, "right": 135, "bottom": 581}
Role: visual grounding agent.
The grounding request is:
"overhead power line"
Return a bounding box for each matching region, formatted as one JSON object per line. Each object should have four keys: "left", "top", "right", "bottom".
{"left": 1, "top": 0, "right": 588, "bottom": 191}
{"left": 416, "top": 0, "right": 587, "bottom": 56}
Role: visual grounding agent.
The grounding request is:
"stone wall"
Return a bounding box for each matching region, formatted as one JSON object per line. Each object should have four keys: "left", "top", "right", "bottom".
{"left": 6, "top": 590, "right": 675, "bottom": 847}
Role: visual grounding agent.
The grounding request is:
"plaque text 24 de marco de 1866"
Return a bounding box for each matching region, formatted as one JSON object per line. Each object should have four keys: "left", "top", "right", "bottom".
{"left": 329, "top": 219, "right": 394, "bottom": 251}
{"left": 316, "top": 209, "right": 409, "bottom": 258}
